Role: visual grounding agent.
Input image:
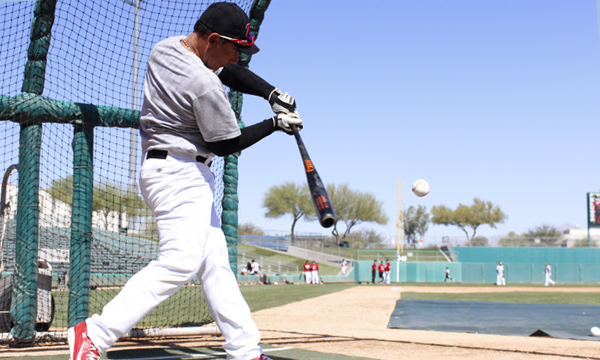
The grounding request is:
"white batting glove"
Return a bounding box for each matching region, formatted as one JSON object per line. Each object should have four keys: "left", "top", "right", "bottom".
{"left": 273, "top": 113, "right": 303, "bottom": 135}
{"left": 269, "top": 88, "right": 298, "bottom": 115}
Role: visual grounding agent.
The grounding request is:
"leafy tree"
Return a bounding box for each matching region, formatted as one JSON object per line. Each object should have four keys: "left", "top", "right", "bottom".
{"left": 573, "top": 239, "right": 598, "bottom": 247}
{"left": 141, "top": 217, "right": 159, "bottom": 242}
{"left": 327, "top": 183, "right": 388, "bottom": 245}
{"left": 471, "top": 236, "right": 489, "bottom": 246}
{"left": 346, "top": 228, "right": 384, "bottom": 248}
{"left": 262, "top": 182, "right": 313, "bottom": 243}
{"left": 93, "top": 181, "right": 146, "bottom": 230}
{"left": 403, "top": 205, "right": 431, "bottom": 246}
{"left": 523, "top": 223, "right": 561, "bottom": 246}
{"left": 238, "top": 222, "right": 265, "bottom": 236}
{"left": 47, "top": 176, "right": 147, "bottom": 230}
{"left": 46, "top": 175, "right": 75, "bottom": 206}
{"left": 431, "top": 198, "right": 507, "bottom": 245}
{"left": 498, "top": 231, "right": 530, "bottom": 247}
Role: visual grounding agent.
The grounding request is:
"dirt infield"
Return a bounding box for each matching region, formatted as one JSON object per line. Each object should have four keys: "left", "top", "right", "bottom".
{"left": 2, "top": 285, "right": 600, "bottom": 359}
{"left": 252, "top": 285, "right": 600, "bottom": 360}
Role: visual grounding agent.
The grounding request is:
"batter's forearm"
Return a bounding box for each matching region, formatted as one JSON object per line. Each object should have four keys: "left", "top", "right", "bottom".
{"left": 205, "top": 118, "right": 275, "bottom": 156}
{"left": 218, "top": 64, "right": 275, "bottom": 99}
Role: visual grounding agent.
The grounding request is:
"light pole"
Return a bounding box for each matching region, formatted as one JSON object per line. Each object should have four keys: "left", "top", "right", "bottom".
{"left": 127, "top": 0, "right": 142, "bottom": 192}
{"left": 123, "top": 0, "right": 143, "bottom": 233}
{"left": 396, "top": 178, "right": 404, "bottom": 283}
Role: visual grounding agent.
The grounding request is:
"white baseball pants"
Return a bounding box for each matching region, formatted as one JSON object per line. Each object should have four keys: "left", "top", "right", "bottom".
{"left": 311, "top": 270, "right": 319, "bottom": 284}
{"left": 304, "top": 271, "right": 312, "bottom": 284}
{"left": 496, "top": 274, "right": 506, "bottom": 285}
{"left": 86, "top": 152, "right": 262, "bottom": 360}
{"left": 544, "top": 273, "right": 555, "bottom": 286}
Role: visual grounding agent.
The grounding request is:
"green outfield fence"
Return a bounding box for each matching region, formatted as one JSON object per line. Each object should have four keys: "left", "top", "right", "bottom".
{"left": 0, "top": 0, "right": 272, "bottom": 344}
{"left": 353, "top": 261, "right": 600, "bottom": 284}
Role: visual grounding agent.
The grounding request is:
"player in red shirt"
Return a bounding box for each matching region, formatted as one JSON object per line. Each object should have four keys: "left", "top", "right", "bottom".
{"left": 311, "top": 261, "right": 320, "bottom": 284}
{"left": 384, "top": 260, "right": 391, "bottom": 284}
{"left": 303, "top": 260, "right": 312, "bottom": 284}
{"left": 371, "top": 260, "right": 377, "bottom": 284}
{"left": 378, "top": 261, "right": 385, "bottom": 283}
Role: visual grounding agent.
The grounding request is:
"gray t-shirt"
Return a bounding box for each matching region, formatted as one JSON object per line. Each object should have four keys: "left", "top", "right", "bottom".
{"left": 140, "top": 36, "right": 241, "bottom": 156}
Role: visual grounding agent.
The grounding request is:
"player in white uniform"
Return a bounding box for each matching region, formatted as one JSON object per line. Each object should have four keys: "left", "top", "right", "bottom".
{"left": 340, "top": 259, "right": 348, "bottom": 276}
{"left": 68, "top": 3, "right": 302, "bottom": 360}
{"left": 303, "top": 260, "right": 312, "bottom": 284}
{"left": 311, "top": 261, "right": 320, "bottom": 284}
{"left": 444, "top": 267, "right": 455, "bottom": 282}
{"left": 496, "top": 261, "right": 506, "bottom": 286}
{"left": 543, "top": 262, "right": 555, "bottom": 286}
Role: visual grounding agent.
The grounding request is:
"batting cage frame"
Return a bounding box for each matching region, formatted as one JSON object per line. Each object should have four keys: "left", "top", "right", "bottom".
{"left": 0, "top": 0, "right": 271, "bottom": 345}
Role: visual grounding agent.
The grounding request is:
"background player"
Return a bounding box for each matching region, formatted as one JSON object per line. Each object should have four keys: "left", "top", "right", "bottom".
{"left": 311, "top": 261, "right": 320, "bottom": 284}
{"left": 384, "top": 259, "right": 391, "bottom": 284}
{"left": 371, "top": 260, "right": 377, "bottom": 284}
{"left": 68, "top": 3, "right": 301, "bottom": 360}
{"left": 543, "top": 262, "right": 556, "bottom": 286}
{"left": 444, "top": 267, "right": 455, "bottom": 282}
{"left": 496, "top": 261, "right": 506, "bottom": 286}
{"left": 378, "top": 261, "right": 385, "bottom": 283}
{"left": 303, "top": 260, "right": 312, "bottom": 284}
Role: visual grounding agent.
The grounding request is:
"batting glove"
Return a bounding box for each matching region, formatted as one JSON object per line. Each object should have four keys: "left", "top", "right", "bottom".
{"left": 273, "top": 113, "right": 303, "bottom": 135}
{"left": 269, "top": 88, "right": 298, "bottom": 115}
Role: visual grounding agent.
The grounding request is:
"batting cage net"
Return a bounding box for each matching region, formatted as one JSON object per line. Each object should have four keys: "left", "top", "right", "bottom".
{"left": 0, "top": 0, "right": 267, "bottom": 344}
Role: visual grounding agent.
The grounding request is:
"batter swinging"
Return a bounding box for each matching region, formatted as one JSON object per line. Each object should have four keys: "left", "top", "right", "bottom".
{"left": 68, "top": 3, "right": 301, "bottom": 360}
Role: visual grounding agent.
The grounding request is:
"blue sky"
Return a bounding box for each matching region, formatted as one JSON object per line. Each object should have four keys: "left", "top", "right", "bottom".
{"left": 233, "top": 0, "right": 600, "bottom": 242}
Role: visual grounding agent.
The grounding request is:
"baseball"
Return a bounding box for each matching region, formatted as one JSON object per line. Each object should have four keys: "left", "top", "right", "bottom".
{"left": 591, "top": 326, "right": 600, "bottom": 337}
{"left": 412, "top": 179, "right": 430, "bottom": 197}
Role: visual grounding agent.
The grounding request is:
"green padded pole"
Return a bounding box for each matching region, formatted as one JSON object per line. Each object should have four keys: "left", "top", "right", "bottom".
{"left": 223, "top": 0, "right": 272, "bottom": 277}
{"left": 11, "top": 0, "right": 57, "bottom": 342}
{"left": 68, "top": 124, "right": 94, "bottom": 327}
{"left": 11, "top": 123, "right": 41, "bottom": 342}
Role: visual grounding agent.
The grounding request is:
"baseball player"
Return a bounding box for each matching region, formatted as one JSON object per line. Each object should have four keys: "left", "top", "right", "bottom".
{"left": 378, "top": 261, "right": 385, "bottom": 283}
{"left": 384, "top": 259, "right": 391, "bottom": 284}
{"left": 371, "top": 260, "right": 377, "bottom": 283}
{"left": 543, "top": 262, "right": 556, "bottom": 286}
{"left": 311, "top": 261, "right": 320, "bottom": 284}
{"left": 496, "top": 261, "right": 506, "bottom": 286}
{"left": 250, "top": 259, "right": 261, "bottom": 275}
{"left": 340, "top": 259, "right": 348, "bottom": 276}
{"left": 67, "top": 3, "right": 301, "bottom": 360}
{"left": 303, "top": 260, "right": 312, "bottom": 284}
{"left": 444, "top": 267, "right": 455, "bottom": 282}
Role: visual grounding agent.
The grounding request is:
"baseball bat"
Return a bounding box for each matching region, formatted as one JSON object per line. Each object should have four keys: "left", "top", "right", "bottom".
{"left": 291, "top": 125, "right": 336, "bottom": 228}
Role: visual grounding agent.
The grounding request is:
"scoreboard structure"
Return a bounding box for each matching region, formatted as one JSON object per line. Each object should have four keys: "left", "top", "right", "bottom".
{"left": 587, "top": 193, "right": 600, "bottom": 247}
{"left": 588, "top": 193, "right": 600, "bottom": 228}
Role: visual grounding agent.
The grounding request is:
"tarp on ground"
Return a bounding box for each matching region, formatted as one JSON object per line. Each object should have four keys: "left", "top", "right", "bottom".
{"left": 388, "top": 299, "right": 600, "bottom": 341}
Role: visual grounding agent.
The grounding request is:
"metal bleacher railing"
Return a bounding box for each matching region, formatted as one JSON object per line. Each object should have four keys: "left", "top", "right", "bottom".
{"left": 237, "top": 250, "right": 299, "bottom": 274}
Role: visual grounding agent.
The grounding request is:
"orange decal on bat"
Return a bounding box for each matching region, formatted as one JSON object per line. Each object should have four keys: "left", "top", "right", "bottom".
{"left": 316, "top": 196, "right": 330, "bottom": 210}
{"left": 304, "top": 160, "right": 315, "bottom": 172}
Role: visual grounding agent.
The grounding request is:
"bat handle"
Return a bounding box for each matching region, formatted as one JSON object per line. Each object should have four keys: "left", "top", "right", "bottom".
{"left": 291, "top": 124, "right": 300, "bottom": 136}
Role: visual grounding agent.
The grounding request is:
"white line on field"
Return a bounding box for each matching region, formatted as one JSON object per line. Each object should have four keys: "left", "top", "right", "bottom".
{"left": 109, "top": 346, "right": 294, "bottom": 360}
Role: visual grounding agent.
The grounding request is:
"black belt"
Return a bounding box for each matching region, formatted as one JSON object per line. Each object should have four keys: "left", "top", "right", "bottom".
{"left": 146, "top": 150, "right": 212, "bottom": 166}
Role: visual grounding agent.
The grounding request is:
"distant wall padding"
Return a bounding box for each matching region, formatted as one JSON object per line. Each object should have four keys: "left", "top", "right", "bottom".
{"left": 354, "top": 261, "right": 600, "bottom": 284}
{"left": 454, "top": 247, "right": 600, "bottom": 264}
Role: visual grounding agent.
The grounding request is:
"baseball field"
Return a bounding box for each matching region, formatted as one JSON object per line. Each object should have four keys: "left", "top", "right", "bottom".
{"left": 2, "top": 283, "right": 600, "bottom": 360}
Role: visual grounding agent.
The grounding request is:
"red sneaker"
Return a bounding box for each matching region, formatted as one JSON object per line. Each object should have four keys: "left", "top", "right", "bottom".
{"left": 67, "top": 321, "right": 101, "bottom": 360}
{"left": 251, "top": 354, "right": 273, "bottom": 360}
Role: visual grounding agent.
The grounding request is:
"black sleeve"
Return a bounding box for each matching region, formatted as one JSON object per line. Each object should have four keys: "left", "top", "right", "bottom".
{"left": 218, "top": 64, "right": 276, "bottom": 99}
{"left": 205, "top": 118, "right": 275, "bottom": 156}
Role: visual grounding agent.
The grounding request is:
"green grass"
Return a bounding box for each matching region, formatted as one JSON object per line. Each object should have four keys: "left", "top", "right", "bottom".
{"left": 51, "top": 286, "right": 214, "bottom": 329}
{"left": 238, "top": 243, "right": 341, "bottom": 275}
{"left": 401, "top": 291, "right": 600, "bottom": 305}
{"left": 49, "top": 284, "right": 356, "bottom": 330}
{"left": 240, "top": 284, "right": 356, "bottom": 312}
